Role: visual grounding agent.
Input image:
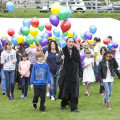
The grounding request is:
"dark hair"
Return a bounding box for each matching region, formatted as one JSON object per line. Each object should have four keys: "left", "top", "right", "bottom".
{"left": 103, "top": 51, "right": 111, "bottom": 61}
{"left": 100, "top": 46, "right": 107, "bottom": 54}
{"left": 47, "top": 39, "right": 52, "bottom": 46}
{"left": 22, "top": 52, "right": 28, "bottom": 57}
{"left": 48, "top": 40, "right": 59, "bottom": 53}
{"left": 66, "top": 37, "right": 75, "bottom": 42}
{"left": 94, "top": 37, "right": 101, "bottom": 42}
{"left": 107, "top": 36, "right": 112, "bottom": 40}
{"left": 13, "top": 43, "right": 23, "bottom": 51}
{"left": 36, "top": 51, "right": 44, "bottom": 59}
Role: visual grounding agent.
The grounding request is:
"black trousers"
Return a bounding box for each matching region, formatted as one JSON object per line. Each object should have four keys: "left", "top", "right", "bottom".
{"left": 100, "top": 85, "right": 104, "bottom": 94}
{"left": 32, "top": 85, "right": 46, "bottom": 110}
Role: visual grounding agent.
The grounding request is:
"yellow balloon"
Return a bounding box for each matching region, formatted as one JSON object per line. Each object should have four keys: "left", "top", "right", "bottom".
{"left": 58, "top": 46, "right": 61, "bottom": 51}
{"left": 88, "top": 39, "right": 94, "bottom": 44}
{"left": 30, "top": 27, "right": 38, "bottom": 38}
{"left": 1, "top": 34, "right": 8, "bottom": 38}
{"left": 67, "top": 31, "right": 73, "bottom": 37}
{"left": 17, "top": 35, "right": 24, "bottom": 43}
{"left": 49, "top": 36, "right": 55, "bottom": 41}
{"left": 51, "top": 3, "right": 61, "bottom": 16}
{"left": 30, "top": 42, "right": 36, "bottom": 48}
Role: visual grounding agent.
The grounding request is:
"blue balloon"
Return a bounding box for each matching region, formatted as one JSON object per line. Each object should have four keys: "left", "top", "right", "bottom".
{"left": 42, "top": 33, "right": 49, "bottom": 39}
{"left": 83, "top": 35, "right": 87, "bottom": 40}
{"left": 89, "top": 25, "right": 97, "bottom": 34}
{"left": 107, "top": 42, "right": 113, "bottom": 49}
{"left": 6, "top": 1, "right": 14, "bottom": 13}
{"left": 0, "top": 43, "right": 3, "bottom": 50}
{"left": 60, "top": 34, "right": 65, "bottom": 38}
{"left": 65, "top": 8, "right": 72, "bottom": 20}
{"left": 11, "top": 36, "right": 18, "bottom": 46}
{"left": 59, "top": 40, "right": 66, "bottom": 49}
{"left": 53, "top": 29, "right": 60, "bottom": 37}
{"left": 73, "top": 33, "right": 77, "bottom": 39}
{"left": 23, "top": 19, "right": 30, "bottom": 28}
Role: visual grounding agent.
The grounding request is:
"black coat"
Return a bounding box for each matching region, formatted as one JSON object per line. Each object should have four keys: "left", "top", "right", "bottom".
{"left": 99, "top": 58, "right": 118, "bottom": 83}
{"left": 56, "top": 46, "right": 83, "bottom": 99}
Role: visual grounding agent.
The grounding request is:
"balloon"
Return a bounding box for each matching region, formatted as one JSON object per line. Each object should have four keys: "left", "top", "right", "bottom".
{"left": 75, "top": 45, "right": 78, "bottom": 49}
{"left": 23, "top": 19, "right": 30, "bottom": 28}
{"left": 0, "top": 44, "right": 3, "bottom": 50}
{"left": 17, "top": 35, "right": 24, "bottom": 43}
{"left": 67, "top": 31, "right": 73, "bottom": 37}
{"left": 65, "top": 8, "right": 72, "bottom": 19}
{"left": 34, "top": 35, "right": 41, "bottom": 45}
{"left": 26, "top": 35, "right": 34, "bottom": 45}
{"left": 75, "top": 38, "right": 81, "bottom": 44}
{"left": 53, "top": 29, "right": 60, "bottom": 37}
{"left": 18, "top": 31, "right": 23, "bottom": 35}
{"left": 11, "top": 36, "right": 18, "bottom": 46}
{"left": 84, "top": 31, "right": 92, "bottom": 40}
{"left": 41, "top": 38, "right": 48, "bottom": 47}
{"left": 89, "top": 25, "right": 97, "bottom": 34}
{"left": 1, "top": 34, "right": 8, "bottom": 38}
{"left": 60, "top": 20, "right": 71, "bottom": 33}
{"left": 38, "top": 22, "right": 44, "bottom": 31}
{"left": 20, "top": 26, "right": 23, "bottom": 34}
{"left": 61, "top": 37, "right": 67, "bottom": 41}
{"left": 80, "top": 51, "right": 85, "bottom": 62}
{"left": 31, "top": 17, "right": 39, "bottom": 28}
{"left": 55, "top": 37, "right": 60, "bottom": 42}
{"left": 59, "top": 40, "right": 66, "bottom": 49}
{"left": 83, "top": 35, "right": 87, "bottom": 40}
{"left": 45, "top": 23, "right": 52, "bottom": 31}
{"left": 30, "top": 27, "right": 38, "bottom": 37}
{"left": 73, "top": 33, "right": 77, "bottom": 40}
{"left": 8, "top": 28, "right": 15, "bottom": 37}
{"left": 88, "top": 39, "right": 94, "bottom": 44}
{"left": 49, "top": 36, "right": 55, "bottom": 41}
{"left": 37, "top": 46, "right": 40, "bottom": 52}
{"left": 49, "top": 14, "right": 59, "bottom": 27}
{"left": 103, "top": 39, "right": 109, "bottom": 45}
{"left": 82, "top": 61, "right": 84, "bottom": 67}
{"left": 107, "top": 43, "right": 113, "bottom": 49}
{"left": 1, "top": 37, "right": 8, "bottom": 45}
{"left": 58, "top": 7, "right": 69, "bottom": 20}
{"left": 22, "top": 27, "right": 30, "bottom": 36}
{"left": 51, "top": 3, "right": 61, "bottom": 16}
{"left": 113, "top": 43, "right": 118, "bottom": 48}
{"left": 45, "top": 30, "right": 52, "bottom": 37}
{"left": 6, "top": 1, "right": 14, "bottom": 13}
{"left": 62, "top": 31, "right": 68, "bottom": 36}
{"left": 30, "top": 42, "right": 36, "bottom": 48}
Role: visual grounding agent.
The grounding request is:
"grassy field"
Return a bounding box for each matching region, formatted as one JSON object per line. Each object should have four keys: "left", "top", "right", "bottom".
{"left": 0, "top": 75, "right": 120, "bottom": 120}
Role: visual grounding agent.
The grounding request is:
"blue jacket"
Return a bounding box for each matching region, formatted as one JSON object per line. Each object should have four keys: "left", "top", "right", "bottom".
{"left": 30, "top": 62, "right": 51, "bottom": 85}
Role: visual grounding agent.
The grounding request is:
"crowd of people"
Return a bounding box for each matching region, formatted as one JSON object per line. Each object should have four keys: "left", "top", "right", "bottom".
{"left": 0, "top": 36, "right": 119, "bottom": 112}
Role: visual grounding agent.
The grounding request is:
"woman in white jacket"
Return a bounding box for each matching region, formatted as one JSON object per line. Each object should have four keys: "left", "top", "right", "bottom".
{"left": 1, "top": 41, "right": 16, "bottom": 100}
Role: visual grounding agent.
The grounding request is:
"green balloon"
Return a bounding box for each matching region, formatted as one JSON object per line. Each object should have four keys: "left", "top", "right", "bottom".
{"left": 22, "top": 27, "right": 30, "bottom": 36}
{"left": 72, "top": 30, "right": 75, "bottom": 36}
{"left": 81, "top": 34, "right": 84, "bottom": 40}
{"left": 38, "top": 22, "right": 44, "bottom": 31}
{"left": 58, "top": 8, "right": 69, "bottom": 20}
{"left": 34, "top": 35, "right": 41, "bottom": 45}
{"left": 18, "top": 31, "right": 23, "bottom": 35}
{"left": 55, "top": 37, "right": 60, "bottom": 42}
{"left": 62, "top": 31, "right": 68, "bottom": 36}
{"left": 26, "top": 35, "right": 34, "bottom": 45}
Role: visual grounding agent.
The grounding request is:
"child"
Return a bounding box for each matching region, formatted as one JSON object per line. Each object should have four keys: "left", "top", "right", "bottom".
{"left": 99, "top": 51, "right": 118, "bottom": 110}
{"left": 19, "top": 52, "right": 31, "bottom": 99}
{"left": 83, "top": 49, "right": 95, "bottom": 96}
{"left": 30, "top": 51, "right": 51, "bottom": 112}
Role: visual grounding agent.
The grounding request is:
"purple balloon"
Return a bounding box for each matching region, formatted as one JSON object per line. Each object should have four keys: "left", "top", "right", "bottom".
{"left": 20, "top": 26, "right": 23, "bottom": 34}
{"left": 41, "top": 38, "right": 48, "bottom": 47}
{"left": 113, "top": 43, "right": 118, "bottom": 48}
{"left": 45, "top": 30, "right": 52, "bottom": 37}
{"left": 80, "top": 51, "right": 85, "bottom": 62}
{"left": 1, "top": 37, "right": 8, "bottom": 45}
{"left": 84, "top": 31, "right": 92, "bottom": 40}
{"left": 82, "top": 61, "right": 84, "bottom": 67}
{"left": 49, "top": 14, "right": 59, "bottom": 27}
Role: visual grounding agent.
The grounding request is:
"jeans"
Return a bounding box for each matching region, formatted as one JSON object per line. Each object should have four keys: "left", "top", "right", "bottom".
{"left": 4, "top": 70, "right": 15, "bottom": 98}
{"left": 0, "top": 68, "right": 6, "bottom": 92}
{"left": 50, "top": 72, "right": 59, "bottom": 98}
{"left": 103, "top": 82, "right": 113, "bottom": 102}
{"left": 94, "top": 62, "right": 98, "bottom": 77}
{"left": 21, "top": 77, "right": 29, "bottom": 97}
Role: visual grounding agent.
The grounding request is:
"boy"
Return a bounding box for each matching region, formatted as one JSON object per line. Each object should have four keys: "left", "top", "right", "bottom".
{"left": 30, "top": 51, "right": 51, "bottom": 112}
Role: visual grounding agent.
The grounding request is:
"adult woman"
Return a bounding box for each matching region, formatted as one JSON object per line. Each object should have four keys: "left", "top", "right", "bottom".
{"left": 44, "top": 40, "right": 60, "bottom": 100}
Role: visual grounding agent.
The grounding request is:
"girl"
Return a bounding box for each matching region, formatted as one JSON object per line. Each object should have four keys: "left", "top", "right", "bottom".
{"left": 1, "top": 41, "right": 16, "bottom": 100}
{"left": 44, "top": 40, "right": 60, "bottom": 100}
{"left": 96, "top": 46, "right": 107, "bottom": 95}
{"left": 99, "top": 51, "right": 118, "bottom": 110}
{"left": 83, "top": 49, "right": 95, "bottom": 96}
{"left": 19, "top": 52, "right": 31, "bottom": 99}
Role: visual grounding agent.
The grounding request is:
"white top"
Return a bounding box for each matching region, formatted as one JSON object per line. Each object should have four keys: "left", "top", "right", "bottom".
{"left": 103, "top": 76, "right": 114, "bottom": 82}
{"left": 96, "top": 54, "right": 103, "bottom": 66}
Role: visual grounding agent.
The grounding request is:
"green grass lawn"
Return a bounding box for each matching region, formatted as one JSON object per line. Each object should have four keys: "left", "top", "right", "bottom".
{"left": 0, "top": 75, "right": 120, "bottom": 120}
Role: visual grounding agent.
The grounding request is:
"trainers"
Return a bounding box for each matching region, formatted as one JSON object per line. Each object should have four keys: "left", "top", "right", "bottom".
{"left": 46, "top": 92, "right": 50, "bottom": 97}
{"left": 107, "top": 107, "right": 111, "bottom": 110}
{"left": 100, "top": 93, "right": 104, "bottom": 95}
{"left": 71, "top": 109, "right": 80, "bottom": 112}
{"left": 24, "top": 96, "right": 27, "bottom": 99}
{"left": 2, "top": 91, "right": 6, "bottom": 95}
{"left": 33, "top": 103, "right": 37, "bottom": 109}
{"left": 61, "top": 106, "right": 65, "bottom": 109}
{"left": 103, "top": 97, "right": 106, "bottom": 106}
{"left": 51, "top": 96, "right": 55, "bottom": 100}
{"left": 11, "top": 94, "right": 14, "bottom": 100}
{"left": 40, "top": 109, "right": 45, "bottom": 112}
{"left": 7, "top": 97, "right": 11, "bottom": 100}
{"left": 83, "top": 82, "right": 85, "bottom": 86}
{"left": 21, "top": 94, "right": 24, "bottom": 99}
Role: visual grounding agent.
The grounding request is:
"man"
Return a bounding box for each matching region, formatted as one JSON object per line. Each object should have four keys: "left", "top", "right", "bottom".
{"left": 56, "top": 37, "right": 83, "bottom": 112}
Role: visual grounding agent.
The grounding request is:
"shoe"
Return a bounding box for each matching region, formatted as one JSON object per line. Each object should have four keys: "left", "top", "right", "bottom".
{"left": 40, "top": 109, "right": 45, "bottom": 112}
{"left": 85, "top": 93, "right": 88, "bottom": 96}
{"left": 83, "top": 82, "right": 85, "bottom": 86}
{"left": 18, "top": 85, "right": 21, "bottom": 90}
{"left": 46, "top": 92, "right": 50, "bottom": 97}
{"left": 71, "top": 109, "right": 80, "bottom": 112}
{"left": 33, "top": 103, "right": 37, "bottom": 109}
{"left": 2, "top": 91, "right": 6, "bottom": 95}
{"left": 61, "top": 106, "right": 65, "bottom": 109}
{"left": 7, "top": 97, "right": 11, "bottom": 100}
{"left": 103, "top": 97, "right": 106, "bottom": 106}
{"left": 24, "top": 96, "right": 27, "bottom": 99}
{"left": 21, "top": 94, "right": 24, "bottom": 99}
{"left": 51, "top": 96, "right": 55, "bottom": 100}
{"left": 11, "top": 94, "right": 14, "bottom": 100}
{"left": 107, "top": 107, "right": 111, "bottom": 110}
{"left": 100, "top": 93, "right": 104, "bottom": 95}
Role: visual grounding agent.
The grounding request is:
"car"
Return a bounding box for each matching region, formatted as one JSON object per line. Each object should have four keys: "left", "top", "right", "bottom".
{"left": 98, "top": 1, "right": 120, "bottom": 13}
{"left": 39, "top": 0, "right": 86, "bottom": 13}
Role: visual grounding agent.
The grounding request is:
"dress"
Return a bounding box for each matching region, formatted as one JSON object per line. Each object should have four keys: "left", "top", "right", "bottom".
{"left": 83, "top": 58, "right": 95, "bottom": 82}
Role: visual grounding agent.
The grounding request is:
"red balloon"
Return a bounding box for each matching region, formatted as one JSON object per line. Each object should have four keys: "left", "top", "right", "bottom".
{"left": 37, "top": 46, "right": 40, "bottom": 52}
{"left": 45, "top": 23, "right": 52, "bottom": 31}
{"left": 8, "top": 28, "right": 15, "bottom": 37}
{"left": 31, "top": 17, "right": 39, "bottom": 28}
{"left": 103, "top": 39, "right": 109, "bottom": 45}
{"left": 75, "top": 45, "right": 78, "bottom": 48}
{"left": 75, "top": 38, "right": 81, "bottom": 44}
{"left": 60, "top": 20, "right": 71, "bottom": 33}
